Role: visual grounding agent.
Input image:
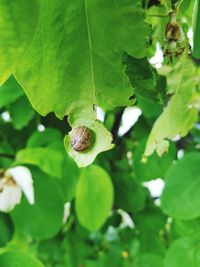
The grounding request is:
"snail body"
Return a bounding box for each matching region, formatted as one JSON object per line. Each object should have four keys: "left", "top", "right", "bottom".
{"left": 70, "top": 126, "right": 91, "bottom": 152}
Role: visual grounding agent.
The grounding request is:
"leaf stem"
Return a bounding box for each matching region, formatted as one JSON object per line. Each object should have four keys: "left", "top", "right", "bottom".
{"left": 146, "top": 14, "right": 168, "bottom": 18}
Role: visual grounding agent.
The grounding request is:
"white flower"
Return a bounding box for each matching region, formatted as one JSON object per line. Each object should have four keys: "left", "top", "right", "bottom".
{"left": 63, "top": 202, "right": 71, "bottom": 224}
{"left": 0, "top": 166, "right": 34, "bottom": 212}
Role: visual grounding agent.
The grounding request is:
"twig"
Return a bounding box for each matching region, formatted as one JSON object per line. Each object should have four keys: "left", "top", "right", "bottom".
{"left": 146, "top": 14, "right": 168, "bottom": 18}
{"left": 111, "top": 107, "right": 125, "bottom": 143}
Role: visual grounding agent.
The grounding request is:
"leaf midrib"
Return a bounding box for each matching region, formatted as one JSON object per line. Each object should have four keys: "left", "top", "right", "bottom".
{"left": 84, "top": 0, "right": 96, "bottom": 104}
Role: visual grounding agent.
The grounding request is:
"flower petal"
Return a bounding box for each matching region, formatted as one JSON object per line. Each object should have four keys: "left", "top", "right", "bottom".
{"left": 6, "top": 166, "right": 34, "bottom": 205}
{"left": 0, "top": 185, "right": 22, "bottom": 212}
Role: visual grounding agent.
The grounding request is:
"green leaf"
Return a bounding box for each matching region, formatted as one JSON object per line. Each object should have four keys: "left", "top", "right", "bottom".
{"left": 61, "top": 157, "right": 79, "bottom": 202}
{"left": 0, "top": 0, "right": 40, "bottom": 85}
{"left": 113, "top": 172, "right": 146, "bottom": 212}
{"left": 11, "top": 168, "right": 65, "bottom": 240}
{"left": 27, "top": 128, "right": 63, "bottom": 149}
{"left": 15, "top": 0, "right": 149, "bottom": 121}
{"left": 173, "top": 218, "right": 200, "bottom": 239}
{"left": 164, "top": 237, "right": 200, "bottom": 267}
{"left": 145, "top": 57, "right": 199, "bottom": 157}
{"left": 192, "top": 0, "right": 200, "bottom": 58}
{"left": 179, "top": 0, "right": 195, "bottom": 27}
{"left": 64, "top": 120, "right": 114, "bottom": 167}
{"left": 0, "top": 143, "right": 14, "bottom": 168}
{"left": 0, "top": 213, "right": 14, "bottom": 247}
{"left": 146, "top": 5, "right": 169, "bottom": 55}
{"left": 9, "top": 96, "right": 35, "bottom": 129}
{"left": 0, "top": 76, "right": 24, "bottom": 108}
{"left": 124, "top": 55, "right": 165, "bottom": 103}
{"left": 0, "top": 251, "right": 44, "bottom": 267}
{"left": 134, "top": 206, "right": 167, "bottom": 254}
{"left": 25, "top": 128, "right": 80, "bottom": 201}
{"left": 133, "top": 139, "right": 176, "bottom": 182}
{"left": 161, "top": 152, "right": 200, "bottom": 220}
{"left": 137, "top": 253, "right": 164, "bottom": 267}
{"left": 137, "top": 96, "right": 163, "bottom": 119}
{"left": 15, "top": 147, "right": 64, "bottom": 178}
{"left": 75, "top": 165, "right": 114, "bottom": 231}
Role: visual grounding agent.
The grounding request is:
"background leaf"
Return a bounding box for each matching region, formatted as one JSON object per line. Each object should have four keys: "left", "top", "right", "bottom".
{"left": 162, "top": 153, "right": 200, "bottom": 219}
{"left": 11, "top": 168, "right": 65, "bottom": 240}
{"left": 76, "top": 165, "right": 114, "bottom": 231}
{"left": 9, "top": 96, "right": 35, "bottom": 130}
{"left": 145, "top": 58, "right": 199, "bottom": 156}
{"left": 113, "top": 172, "right": 146, "bottom": 212}
{"left": 164, "top": 237, "right": 200, "bottom": 267}
{"left": 0, "top": 213, "right": 14, "bottom": 248}
{"left": 133, "top": 139, "right": 176, "bottom": 181}
{"left": 0, "top": 251, "right": 44, "bottom": 267}
{"left": 15, "top": 148, "right": 64, "bottom": 178}
{"left": 192, "top": 0, "right": 200, "bottom": 58}
{"left": 0, "top": 76, "right": 24, "bottom": 108}
{"left": 137, "top": 253, "right": 164, "bottom": 267}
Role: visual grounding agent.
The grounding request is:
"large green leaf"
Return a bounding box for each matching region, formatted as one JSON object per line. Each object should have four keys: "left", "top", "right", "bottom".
{"left": 164, "top": 237, "right": 200, "bottom": 267}
{"left": 75, "top": 165, "right": 114, "bottom": 231}
{"left": 11, "top": 168, "right": 65, "bottom": 240}
{"left": 0, "top": 0, "right": 40, "bottom": 85}
{"left": 161, "top": 153, "right": 200, "bottom": 220}
{"left": 15, "top": 0, "right": 149, "bottom": 122}
{"left": 144, "top": 57, "right": 200, "bottom": 157}
{"left": 0, "top": 251, "right": 44, "bottom": 267}
{"left": 192, "top": 0, "right": 200, "bottom": 58}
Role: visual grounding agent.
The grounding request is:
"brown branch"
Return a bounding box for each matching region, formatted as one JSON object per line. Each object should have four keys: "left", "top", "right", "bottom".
{"left": 0, "top": 153, "right": 15, "bottom": 159}
{"left": 111, "top": 107, "right": 125, "bottom": 143}
{"left": 146, "top": 14, "right": 168, "bottom": 18}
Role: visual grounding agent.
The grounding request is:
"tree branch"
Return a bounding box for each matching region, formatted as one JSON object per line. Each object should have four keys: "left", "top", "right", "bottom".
{"left": 111, "top": 107, "right": 125, "bottom": 143}
{"left": 146, "top": 14, "right": 168, "bottom": 18}
{"left": 0, "top": 153, "right": 15, "bottom": 159}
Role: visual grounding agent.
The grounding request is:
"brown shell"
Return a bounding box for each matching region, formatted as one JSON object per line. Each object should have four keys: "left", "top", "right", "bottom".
{"left": 70, "top": 126, "right": 91, "bottom": 152}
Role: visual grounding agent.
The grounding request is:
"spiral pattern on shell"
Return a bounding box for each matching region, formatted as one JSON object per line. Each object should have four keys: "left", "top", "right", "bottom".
{"left": 70, "top": 126, "right": 91, "bottom": 152}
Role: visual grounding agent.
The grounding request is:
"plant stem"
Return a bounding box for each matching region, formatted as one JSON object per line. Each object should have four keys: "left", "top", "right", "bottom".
{"left": 146, "top": 14, "right": 168, "bottom": 18}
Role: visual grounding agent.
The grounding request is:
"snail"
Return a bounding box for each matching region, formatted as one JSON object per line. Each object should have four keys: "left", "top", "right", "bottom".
{"left": 70, "top": 126, "right": 91, "bottom": 152}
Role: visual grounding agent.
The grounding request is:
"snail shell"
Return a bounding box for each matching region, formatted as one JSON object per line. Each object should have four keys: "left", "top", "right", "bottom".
{"left": 70, "top": 126, "right": 91, "bottom": 152}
